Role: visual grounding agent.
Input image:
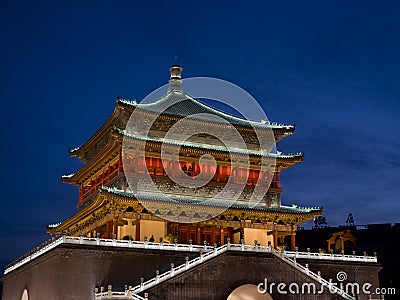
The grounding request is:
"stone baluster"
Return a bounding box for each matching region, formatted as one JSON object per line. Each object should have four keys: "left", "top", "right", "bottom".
{"left": 155, "top": 270, "right": 160, "bottom": 283}
{"left": 189, "top": 239, "right": 193, "bottom": 251}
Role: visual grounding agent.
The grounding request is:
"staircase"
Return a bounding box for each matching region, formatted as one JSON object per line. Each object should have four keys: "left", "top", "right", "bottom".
{"left": 95, "top": 242, "right": 360, "bottom": 300}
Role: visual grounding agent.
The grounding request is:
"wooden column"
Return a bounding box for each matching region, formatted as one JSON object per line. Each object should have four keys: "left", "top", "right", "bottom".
{"left": 273, "top": 226, "right": 278, "bottom": 249}
{"left": 135, "top": 217, "right": 141, "bottom": 241}
{"left": 113, "top": 217, "right": 118, "bottom": 238}
{"left": 276, "top": 172, "right": 281, "bottom": 188}
{"left": 78, "top": 186, "right": 84, "bottom": 203}
{"left": 105, "top": 221, "right": 112, "bottom": 239}
{"left": 197, "top": 226, "right": 201, "bottom": 245}
{"left": 291, "top": 229, "right": 296, "bottom": 251}
{"left": 220, "top": 228, "right": 225, "bottom": 245}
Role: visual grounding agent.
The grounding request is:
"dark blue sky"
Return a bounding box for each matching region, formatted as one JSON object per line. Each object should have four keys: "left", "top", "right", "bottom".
{"left": 1, "top": 1, "right": 399, "bottom": 262}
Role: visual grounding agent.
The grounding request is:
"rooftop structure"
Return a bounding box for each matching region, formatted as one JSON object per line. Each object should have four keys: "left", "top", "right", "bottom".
{"left": 47, "top": 65, "right": 322, "bottom": 251}
{"left": 2, "top": 66, "right": 382, "bottom": 300}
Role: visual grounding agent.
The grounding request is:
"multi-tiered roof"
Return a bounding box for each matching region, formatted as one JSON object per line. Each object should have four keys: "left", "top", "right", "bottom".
{"left": 49, "top": 66, "right": 321, "bottom": 247}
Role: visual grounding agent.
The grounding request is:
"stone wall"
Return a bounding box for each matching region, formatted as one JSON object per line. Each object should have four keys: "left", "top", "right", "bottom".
{"left": 2, "top": 245, "right": 381, "bottom": 300}
{"left": 2, "top": 244, "right": 197, "bottom": 300}
{"left": 142, "top": 252, "right": 381, "bottom": 300}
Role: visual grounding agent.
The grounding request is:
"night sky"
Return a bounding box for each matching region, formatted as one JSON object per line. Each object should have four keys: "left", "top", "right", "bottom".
{"left": 1, "top": 1, "right": 399, "bottom": 263}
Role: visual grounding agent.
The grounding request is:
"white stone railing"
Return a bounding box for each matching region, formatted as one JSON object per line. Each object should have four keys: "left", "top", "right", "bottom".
{"left": 268, "top": 247, "right": 355, "bottom": 300}
{"left": 283, "top": 249, "right": 377, "bottom": 263}
{"left": 4, "top": 235, "right": 377, "bottom": 276}
{"left": 3, "top": 237, "right": 64, "bottom": 275}
{"left": 131, "top": 245, "right": 227, "bottom": 294}
{"left": 94, "top": 245, "right": 228, "bottom": 299}
{"left": 94, "top": 285, "right": 146, "bottom": 300}
{"left": 3, "top": 236, "right": 212, "bottom": 275}
{"left": 95, "top": 242, "right": 359, "bottom": 300}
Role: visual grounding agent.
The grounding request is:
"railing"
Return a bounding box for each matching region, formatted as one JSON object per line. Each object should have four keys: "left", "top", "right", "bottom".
{"left": 94, "top": 245, "right": 228, "bottom": 299}
{"left": 3, "top": 237, "right": 64, "bottom": 275}
{"left": 268, "top": 247, "right": 355, "bottom": 300}
{"left": 130, "top": 245, "right": 227, "bottom": 294}
{"left": 4, "top": 236, "right": 377, "bottom": 276}
{"left": 284, "top": 249, "right": 377, "bottom": 263}
{"left": 94, "top": 286, "right": 146, "bottom": 300}
{"left": 95, "top": 243, "right": 359, "bottom": 300}
{"left": 3, "top": 236, "right": 213, "bottom": 275}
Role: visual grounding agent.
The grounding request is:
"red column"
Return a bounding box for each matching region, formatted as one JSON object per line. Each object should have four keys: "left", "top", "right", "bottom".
{"left": 135, "top": 217, "right": 141, "bottom": 241}
{"left": 197, "top": 226, "right": 201, "bottom": 245}
{"left": 79, "top": 186, "right": 84, "bottom": 203}
{"left": 113, "top": 217, "right": 118, "bottom": 238}
{"left": 105, "top": 221, "right": 112, "bottom": 239}
{"left": 291, "top": 229, "right": 296, "bottom": 251}
{"left": 276, "top": 172, "right": 281, "bottom": 188}
{"left": 273, "top": 227, "right": 278, "bottom": 249}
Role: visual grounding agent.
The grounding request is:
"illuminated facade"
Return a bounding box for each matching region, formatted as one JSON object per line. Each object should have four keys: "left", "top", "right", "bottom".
{"left": 2, "top": 66, "right": 382, "bottom": 300}
{"left": 47, "top": 65, "right": 321, "bottom": 250}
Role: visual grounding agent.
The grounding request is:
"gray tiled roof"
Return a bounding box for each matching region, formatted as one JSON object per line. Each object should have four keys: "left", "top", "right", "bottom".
{"left": 119, "top": 93, "right": 293, "bottom": 129}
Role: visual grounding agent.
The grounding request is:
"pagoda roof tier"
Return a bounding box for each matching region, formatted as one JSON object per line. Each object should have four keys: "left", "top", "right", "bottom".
{"left": 62, "top": 130, "right": 122, "bottom": 185}
{"left": 62, "top": 127, "right": 303, "bottom": 185}
{"left": 47, "top": 187, "right": 322, "bottom": 236}
{"left": 118, "top": 94, "right": 294, "bottom": 131}
{"left": 69, "top": 97, "right": 295, "bottom": 163}
{"left": 105, "top": 187, "right": 321, "bottom": 215}
{"left": 118, "top": 126, "right": 304, "bottom": 170}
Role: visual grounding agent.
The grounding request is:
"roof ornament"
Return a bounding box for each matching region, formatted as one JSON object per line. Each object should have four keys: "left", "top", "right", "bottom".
{"left": 168, "top": 65, "right": 183, "bottom": 93}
